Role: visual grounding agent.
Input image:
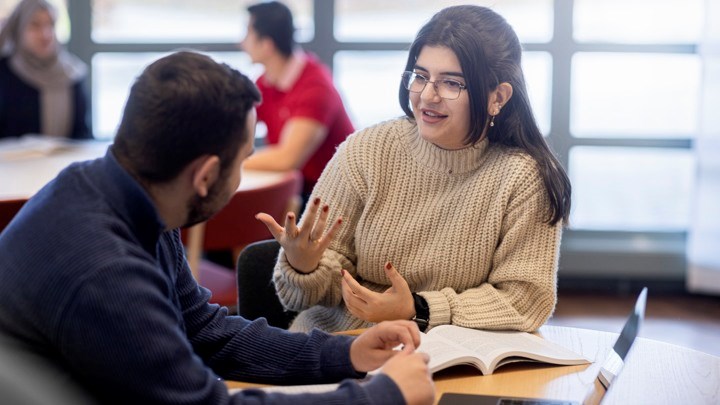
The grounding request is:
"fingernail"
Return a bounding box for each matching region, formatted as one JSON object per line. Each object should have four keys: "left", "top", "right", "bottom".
{"left": 322, "top": 205, "right": 329, "bottom": 213}
{"left": 337, "top": 218, "right": 343, "bottom": 224}
{"left": 287, "top": 213, "right": 294, "bottom": 219}
{"left": 314, "top": 197, "right": 320, "bottom": 205}
{"left": 340, "top": 269, "right": 345, "bottom": 276}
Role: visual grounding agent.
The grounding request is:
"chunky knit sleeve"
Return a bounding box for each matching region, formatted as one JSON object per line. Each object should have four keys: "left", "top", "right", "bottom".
{"left": 273, "top": 132, "right": 367, "bottom": 312}
{"left": 418, "top": 157, "right": 562, "bottom": 332}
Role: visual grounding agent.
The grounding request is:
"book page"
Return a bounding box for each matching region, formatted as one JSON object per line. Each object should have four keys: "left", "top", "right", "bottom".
{"left": 418, "top": 331, "right": 487, "bottom": 374}
{"left": 428, "top": 325, "right": 588, "bottom": 373}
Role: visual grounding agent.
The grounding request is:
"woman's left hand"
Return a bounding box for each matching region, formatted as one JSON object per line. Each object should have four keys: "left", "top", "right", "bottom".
{"left": 341, "top": 262, "right": 415, "bottom": 323}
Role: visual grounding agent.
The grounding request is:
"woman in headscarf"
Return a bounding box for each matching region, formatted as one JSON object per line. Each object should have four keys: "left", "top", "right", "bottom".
{"left": 0, "top": 0, "right": 91, "bottom": 139}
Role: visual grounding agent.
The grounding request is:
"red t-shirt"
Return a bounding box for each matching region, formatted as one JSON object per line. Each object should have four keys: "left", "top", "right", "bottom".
{"left": 256, "top": 54, "right": 354, "bottom": 194}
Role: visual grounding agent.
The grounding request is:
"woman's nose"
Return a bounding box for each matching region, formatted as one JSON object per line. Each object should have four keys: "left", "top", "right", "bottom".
{"left": 420, "top": 81, "right": 441, "bottom": 102}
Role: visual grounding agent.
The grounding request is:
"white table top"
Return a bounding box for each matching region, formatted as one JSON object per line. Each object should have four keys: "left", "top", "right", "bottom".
{"left": 227, "top": 325, "right": 720, "bottom": 405}
{"left": 0, "top": 136, "right": 286, "bottom": 201}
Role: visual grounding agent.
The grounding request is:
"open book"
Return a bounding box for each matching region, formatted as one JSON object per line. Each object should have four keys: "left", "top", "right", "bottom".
{"left": 419, "top": 325, "right": 589, "bottom": 375}
{"left": 228, "top": 326, "right": 590, "bottom": 396}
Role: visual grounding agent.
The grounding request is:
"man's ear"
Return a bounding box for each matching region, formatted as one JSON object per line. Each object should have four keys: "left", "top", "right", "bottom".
{"left": 259, "top": 36, "right": 276, "bottom": 57}
{"left": 191, "top": 155, "right": 221, "bottom": 198}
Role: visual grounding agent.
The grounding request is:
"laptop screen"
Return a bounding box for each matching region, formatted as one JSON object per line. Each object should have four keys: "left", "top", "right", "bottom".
{"left": 583, "top": 287, "right": 647, "bottom": 404}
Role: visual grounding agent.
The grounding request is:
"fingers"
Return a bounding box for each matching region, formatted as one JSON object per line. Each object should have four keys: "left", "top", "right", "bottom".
{"left": 311, "top": 204, "right": 330, "bottom": 241}
{"left": 384, "top": 262, "right": 409, "bottom": 289}
{"left": 369, "top": 320, "right": 421, "bottom": 352}
{"left": 303, "top": 198, "right": 321, "bottom": 240}
{"left": 320, "top": 217, "right": 343, "bottom": 250}
{"left": 386, "top": 320, "right": 422, "bottom": 351}
{"left": 296, "top": 197, "right": 342, "bottom": 244}
{"left": 341, "top": 275, "right": 367, "bottom": 307}
{"left": 341, "top": 269, "right": 371, "bottom": 300}
{"left": 284, "top": 212, "right": 299, "bottom": 238}
{"left": 393, "top": 321, "right": 421, "bottom": 352}
{"left": 255, "top": 213, "right": 285, "bottom": 240}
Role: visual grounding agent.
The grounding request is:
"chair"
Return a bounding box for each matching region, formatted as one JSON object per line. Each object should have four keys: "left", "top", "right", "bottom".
{"left": 0, "top": 335, "right": 96, "bottom": 404}
{"left": 236, "top": 239, "right": 297, "bottom": 328}
{"left": 183, "top": 170, "right": 302, "bottom": 311}
{"left": 0, "top": 199, "right": 26, "bottom": 234}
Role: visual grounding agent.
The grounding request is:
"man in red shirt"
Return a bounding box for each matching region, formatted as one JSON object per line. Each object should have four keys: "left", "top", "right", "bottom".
{"left": 240, "top": 1, "right": 355, "bottom": 202}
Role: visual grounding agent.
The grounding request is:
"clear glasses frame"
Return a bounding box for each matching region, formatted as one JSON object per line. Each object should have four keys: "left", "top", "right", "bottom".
{"left": 401, "top": 71, "right": 467, "bottom": 100}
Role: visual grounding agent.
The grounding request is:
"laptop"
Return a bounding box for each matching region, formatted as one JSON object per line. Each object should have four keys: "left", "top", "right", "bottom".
{"left": 437, "top": 287, "right": 648, "bottom": 405}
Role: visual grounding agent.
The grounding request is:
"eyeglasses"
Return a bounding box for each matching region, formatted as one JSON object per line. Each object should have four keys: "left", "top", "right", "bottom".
{"left": 401, "top": 71, "right": 467, "bottom": 100}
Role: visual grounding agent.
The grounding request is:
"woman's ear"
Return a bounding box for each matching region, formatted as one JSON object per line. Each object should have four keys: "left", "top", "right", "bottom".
{"left": 487, "top": 82, "right": 514, "bottom": 115}
{"left": 191, "top": 155, "right": 221, "bottom": 198}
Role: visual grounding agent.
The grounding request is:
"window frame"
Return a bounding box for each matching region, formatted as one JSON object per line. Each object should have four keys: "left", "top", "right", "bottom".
{"left": 65, "top": 0, "right": 694, "bottom": 283}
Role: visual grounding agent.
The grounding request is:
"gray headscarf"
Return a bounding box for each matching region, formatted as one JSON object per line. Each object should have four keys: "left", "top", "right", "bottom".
{"left": 0, "top": 0, "right": 87, "bottom": 137}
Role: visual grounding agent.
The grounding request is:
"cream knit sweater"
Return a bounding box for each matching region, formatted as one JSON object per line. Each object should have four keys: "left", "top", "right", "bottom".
{"left": 273, "top": 118, "right": 562, "bottom": 333}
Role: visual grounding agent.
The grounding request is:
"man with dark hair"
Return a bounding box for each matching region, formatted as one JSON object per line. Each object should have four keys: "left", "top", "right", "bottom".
{"left": 241, "top": 1, "right": 354, "bottom": 203}
{"left": 0, "top": 51, "right": 434, "bottom": 404}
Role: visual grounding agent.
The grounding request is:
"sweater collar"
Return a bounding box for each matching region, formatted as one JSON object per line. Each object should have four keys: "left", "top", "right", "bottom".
{"left": 96, "top": 150, "right": 166, "bottom": 255}
{"left": 400, "top": 119, "right": 490, "bottom": 175}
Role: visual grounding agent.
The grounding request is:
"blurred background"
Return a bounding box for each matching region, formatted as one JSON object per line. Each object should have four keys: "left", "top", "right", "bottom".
{"left": 1, "top": 0, "right": 718, "bottom": 323}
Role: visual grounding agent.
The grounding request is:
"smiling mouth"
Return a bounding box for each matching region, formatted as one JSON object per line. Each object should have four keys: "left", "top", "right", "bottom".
{"left": 423, "top": 110, "right": 447, "bottom": 118}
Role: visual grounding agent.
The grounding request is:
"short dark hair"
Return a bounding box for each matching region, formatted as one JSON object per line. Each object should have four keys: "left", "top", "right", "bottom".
{"left": 399, "top": 5, "right": 571, "bottom": 225}
{"left": 247, "top": 1, "right": 295, "bottom": 58}
{"left": 112, "top": 51, "right": 261, "bottom": 183}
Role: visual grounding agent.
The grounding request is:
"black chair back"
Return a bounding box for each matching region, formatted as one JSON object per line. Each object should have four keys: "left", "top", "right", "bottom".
{"left": 236, "top": 239, "right": 297, "bottom": 328}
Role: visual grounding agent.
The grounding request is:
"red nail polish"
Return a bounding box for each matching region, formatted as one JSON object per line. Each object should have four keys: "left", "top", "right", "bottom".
{"left": 314, "top": 197, "right": 320, "bottom": 205}
{"left": 337, "top": 218, "right": 342, "bottom": 224}
{"left": 323, "top": 205, "right": 329, "bottom": 213}
{"left": 385, "top": 262, "right": 392, "bottom": 270}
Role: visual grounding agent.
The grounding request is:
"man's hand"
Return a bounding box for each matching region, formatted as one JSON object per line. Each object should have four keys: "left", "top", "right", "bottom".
{"left": 341, "top": 262, "right": 415, "bottom": 323}
{"left": 349, "top": 320, "right": 421, "bottom": 372}
{"left": 351, "top": 321, "right": 434, "bottom": 405}
{"left": 381, "top": 351, "right": 435, "bottom": 405}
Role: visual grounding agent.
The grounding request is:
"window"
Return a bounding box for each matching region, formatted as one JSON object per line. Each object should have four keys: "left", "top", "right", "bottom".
{"left": 83, "top": 0, "right": 311, "bottom": 137}
{"left": 571, "top": 53, "right": 701, "bottom": 138}
{"left": 92, "top": 52, "right": 259, "bottom": 137}
{"left": 91, "top": 0, "right": 313, "bottom": 43}
{"left": 334, "top": 0, "right": 553, "bottom": 43}
{"left": 569, "top": 147, "right": 695, "bottom": 231}
{"left": 26, "top": 0, "right": 706, "bottom": 280}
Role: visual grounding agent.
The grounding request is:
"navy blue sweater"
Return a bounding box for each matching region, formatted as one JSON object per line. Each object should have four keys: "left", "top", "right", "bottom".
{"left": 0, "top": 151, "right": 404, "bottom": 404}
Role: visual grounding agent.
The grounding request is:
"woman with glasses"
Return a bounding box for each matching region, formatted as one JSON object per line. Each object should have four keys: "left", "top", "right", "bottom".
{"left": 258, "top": 5, "right": 571, "bottom": 334}
{"left": 0, "top": 0, "right": 91, "bottom": 139}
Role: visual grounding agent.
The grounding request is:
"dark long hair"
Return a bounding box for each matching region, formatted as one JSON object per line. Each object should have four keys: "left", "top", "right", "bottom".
{"left": 399, "top": 5, "right": 571, "bottom": 226}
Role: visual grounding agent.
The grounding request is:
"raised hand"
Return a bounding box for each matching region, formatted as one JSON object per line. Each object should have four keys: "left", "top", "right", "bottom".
{"left": 341, "top": 262, "right": 415, "bottom": 323}
{"left": 255, "top": 197, "right": 342, "bottom": 273}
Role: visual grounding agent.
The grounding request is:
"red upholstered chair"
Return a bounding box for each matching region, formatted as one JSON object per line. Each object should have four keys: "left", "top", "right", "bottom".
{"left": 0, "top": 199, "right": 26, "bottom": 234}
{"left": 183, "top": 171, "right": 302, "bottom": 311}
